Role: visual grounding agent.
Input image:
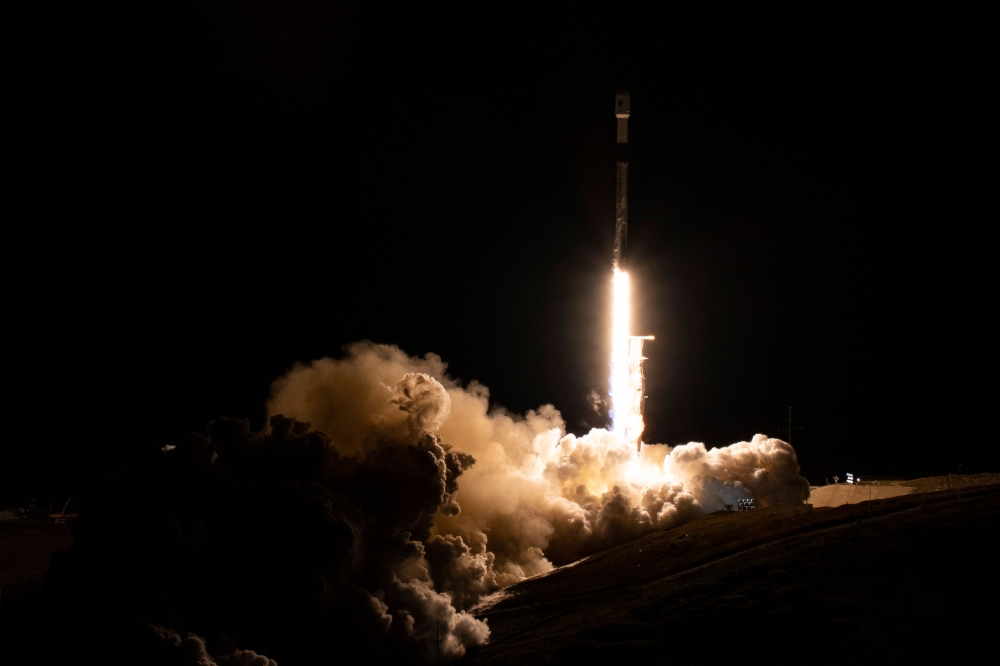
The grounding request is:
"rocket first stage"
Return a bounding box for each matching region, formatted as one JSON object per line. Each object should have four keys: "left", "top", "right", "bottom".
{"left": 613, "top": 91, "right": 630, "bottom": 270}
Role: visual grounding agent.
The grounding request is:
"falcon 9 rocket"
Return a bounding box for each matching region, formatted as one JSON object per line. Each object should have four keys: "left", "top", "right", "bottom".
{"left": 608, "top": 90, "right": 654, "bottom": 451}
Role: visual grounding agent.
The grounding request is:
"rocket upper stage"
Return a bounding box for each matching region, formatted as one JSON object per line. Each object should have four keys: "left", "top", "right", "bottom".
{"left": 615, "top": 91, "right": 630, "bottom": 143}
{"left": 613, "top": 91, "right": 630, "bottom": 270}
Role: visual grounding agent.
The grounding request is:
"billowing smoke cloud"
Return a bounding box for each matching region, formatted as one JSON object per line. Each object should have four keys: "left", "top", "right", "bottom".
{"left": 268, "top": 342, "right": 811, "bottom": 610}
{"left": 15, "top": 362, "right": 487, "bottom": 665}
{"left": 13, "top": 341, "right": 808, "bottom": 665}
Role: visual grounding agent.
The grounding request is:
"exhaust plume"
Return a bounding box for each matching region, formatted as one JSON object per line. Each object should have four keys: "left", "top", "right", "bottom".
{"left": 17, "top": 342, "right": 808, "bottom": 665}
{"left": 269, "top": 342, "right": 811, "bottom": 607}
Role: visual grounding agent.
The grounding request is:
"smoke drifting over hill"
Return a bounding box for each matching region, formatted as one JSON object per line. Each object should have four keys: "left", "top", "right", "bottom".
{"left": 269, "top": 343, "right": 810, "bottom": 605}
{"left": 11, "top": 342, "right": 808, "bottom": 665}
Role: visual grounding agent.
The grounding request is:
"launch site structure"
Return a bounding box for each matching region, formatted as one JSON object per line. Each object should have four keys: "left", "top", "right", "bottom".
{"left": 614, "top": 91, "right": 654, "bottom": 451}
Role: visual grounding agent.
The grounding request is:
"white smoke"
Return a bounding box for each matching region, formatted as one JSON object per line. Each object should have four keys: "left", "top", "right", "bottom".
{"left": 267, "top": 342, "right": 811, "bottom": 614}
{"left": 391, "top": 371, "right": 451, "bottom": 433}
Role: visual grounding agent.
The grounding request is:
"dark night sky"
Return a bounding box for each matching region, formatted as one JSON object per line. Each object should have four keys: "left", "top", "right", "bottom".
{"left": 6, "top": 4, "right": 994, "bottom": 501}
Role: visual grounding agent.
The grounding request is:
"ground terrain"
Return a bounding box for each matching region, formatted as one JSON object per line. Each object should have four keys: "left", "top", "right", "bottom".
{"left": 808, "top": 473, "right": 1000, "bottom": 507}
{"left": 2, "top": 477, "right": 998, "bottom": 662}
{"left": 0, "top": 521, "right": 72, "bottom": 601}
{"left": 808, "top": 483, "right": 912, "bottom": 506}
{"left": 469, "top": 482, "right": 999, "bottom": 664}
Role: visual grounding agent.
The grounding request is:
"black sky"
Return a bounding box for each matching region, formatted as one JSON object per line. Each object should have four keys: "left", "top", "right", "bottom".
{"left": 7, "top": 3, "right": 994, "bottom": 501}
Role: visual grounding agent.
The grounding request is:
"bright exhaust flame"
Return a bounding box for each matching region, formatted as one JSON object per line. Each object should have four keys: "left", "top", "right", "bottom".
{"left": 610, "top": 269, "right": 631, "bottom": 438}
{"left": 610, "top": 268, "right": 652, "bottom": 448}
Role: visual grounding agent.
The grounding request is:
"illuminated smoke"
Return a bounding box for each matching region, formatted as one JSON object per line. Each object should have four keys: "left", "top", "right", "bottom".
{"left": 270, "top": 342, "right": 811, "bottom": 610}
{"left": 35, "top": 359, "right": 489, "bottom": 665}
{"left": 29, "top": 342, "right": 810, "bottom": 664}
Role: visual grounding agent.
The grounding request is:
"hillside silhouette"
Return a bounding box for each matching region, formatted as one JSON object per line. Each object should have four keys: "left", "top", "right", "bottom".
{"left": 473, "top": 484, "right": 999, "bottom": 664}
